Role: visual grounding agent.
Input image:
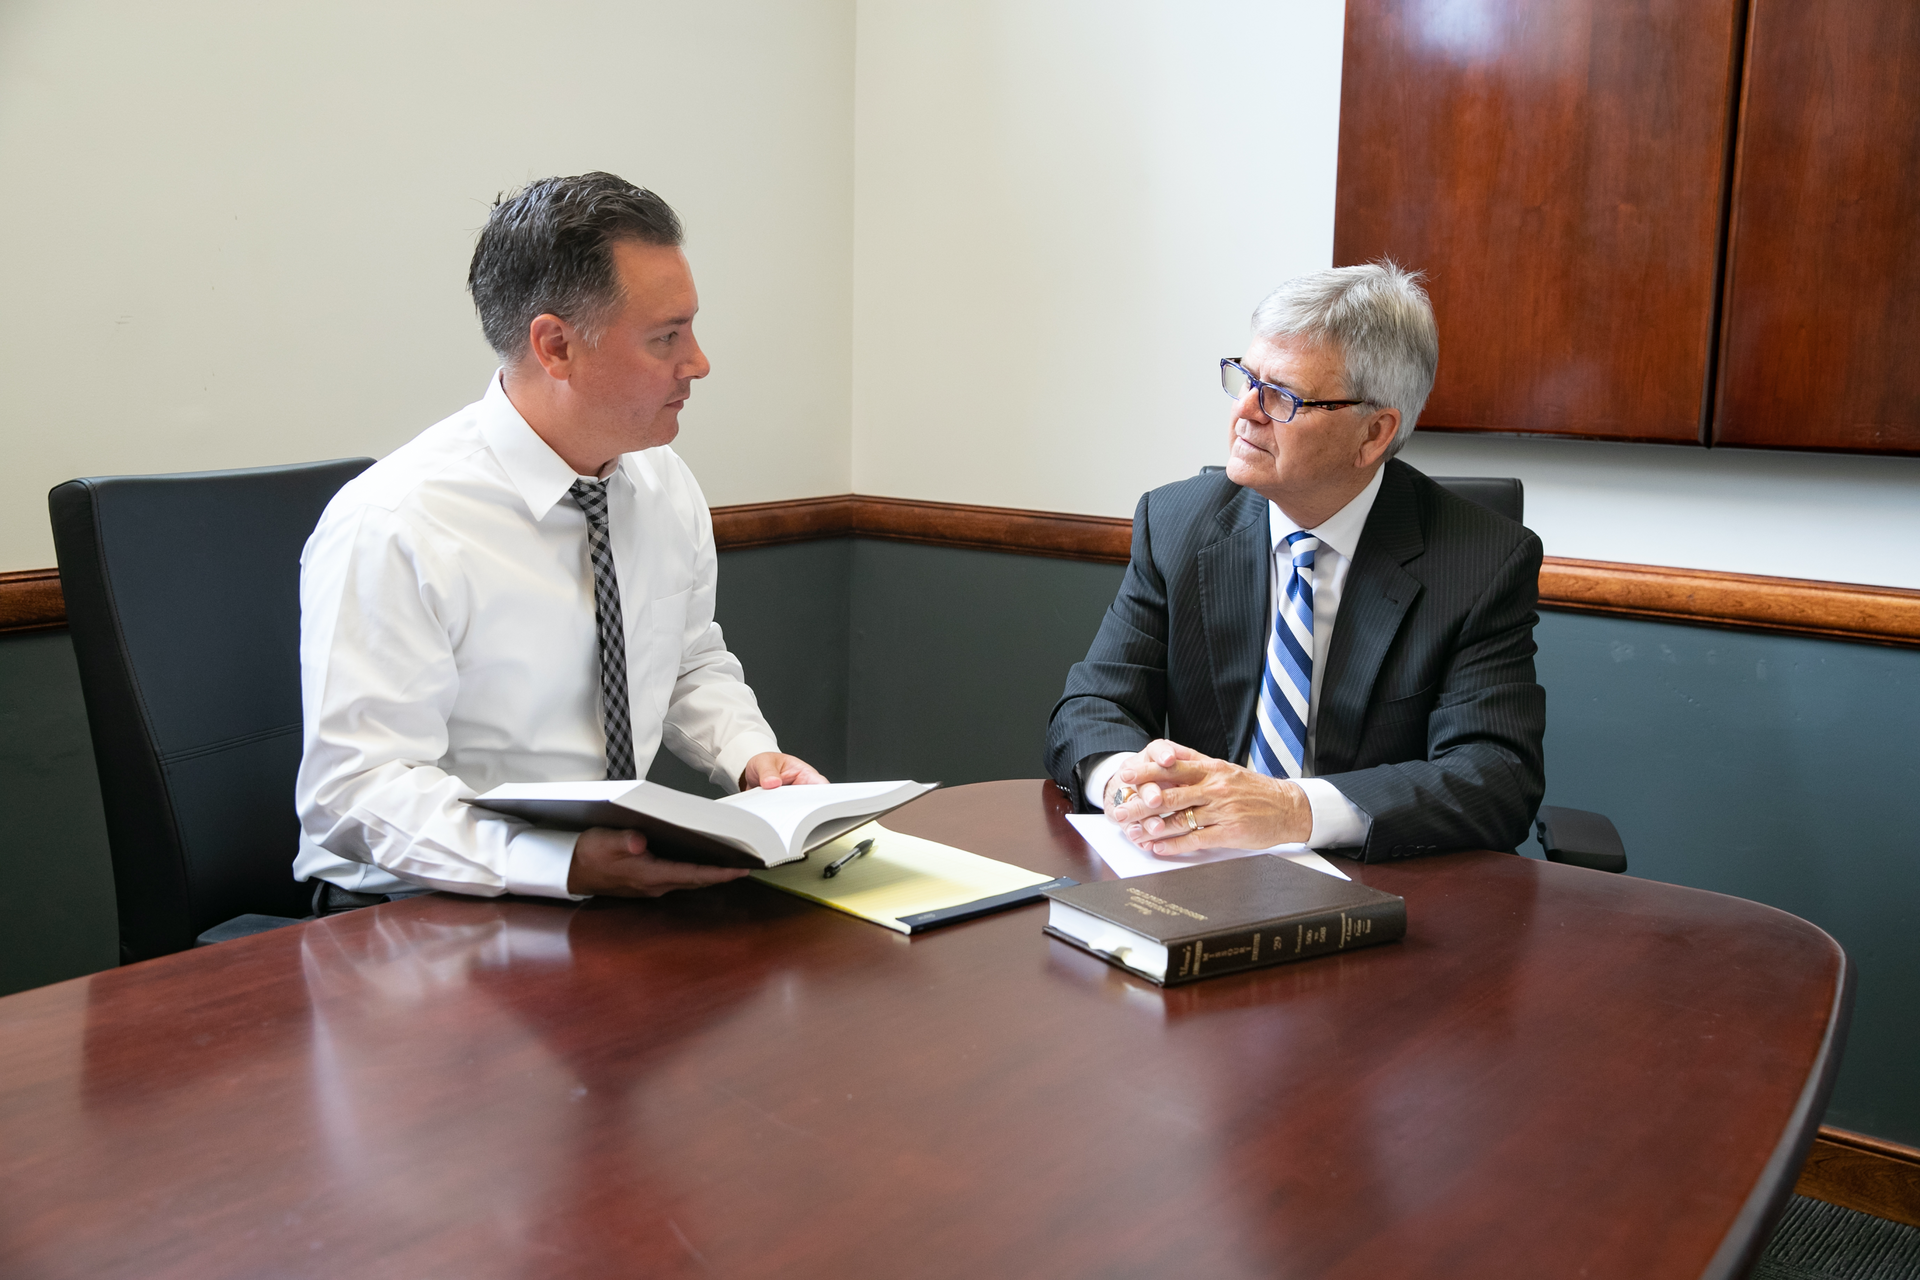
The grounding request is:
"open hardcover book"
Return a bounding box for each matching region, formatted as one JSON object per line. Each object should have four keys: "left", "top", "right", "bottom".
{"left": 468, "top": 779, "right": 938, "bottom": 869}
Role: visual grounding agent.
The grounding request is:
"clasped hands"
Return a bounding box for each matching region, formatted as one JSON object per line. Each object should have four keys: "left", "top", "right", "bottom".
{"left": 567, "top": 751, "right": 826, "bottom": 898}
{"left": 1105, "top": 739, "right": 1310, "bottom": 856}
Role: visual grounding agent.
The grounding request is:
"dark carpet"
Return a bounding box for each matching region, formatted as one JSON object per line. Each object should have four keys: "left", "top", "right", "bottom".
{"left": 1755, "top": 1196, "right": 1920, "bottom": 1280}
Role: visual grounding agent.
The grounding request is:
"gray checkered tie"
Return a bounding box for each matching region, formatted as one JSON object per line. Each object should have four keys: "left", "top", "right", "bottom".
{"left": 567, "top": 479, "right": 635, "bottom": 781}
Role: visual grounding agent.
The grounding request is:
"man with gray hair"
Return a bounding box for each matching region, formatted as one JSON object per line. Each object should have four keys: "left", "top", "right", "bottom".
{"left": 1045, "top": 262, "right": 1545, "bottom": 862}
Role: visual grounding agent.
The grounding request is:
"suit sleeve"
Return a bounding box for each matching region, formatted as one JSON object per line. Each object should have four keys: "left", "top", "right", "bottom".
{"left": 1319, "top": 532, "right": 1547, "bottom": 860}
{"left": 1044, "top": 492, "right": 1170, "bottom": 809}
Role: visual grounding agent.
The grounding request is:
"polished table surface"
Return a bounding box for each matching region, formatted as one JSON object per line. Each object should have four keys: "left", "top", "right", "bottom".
{"left": 0, "top": 781, "right": 1848, "bottom": 1279}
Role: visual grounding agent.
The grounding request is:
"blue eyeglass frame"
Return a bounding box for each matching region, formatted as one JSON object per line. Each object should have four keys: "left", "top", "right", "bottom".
{"left": 1220, "top": 358, "right": 1370, "bottom": 423}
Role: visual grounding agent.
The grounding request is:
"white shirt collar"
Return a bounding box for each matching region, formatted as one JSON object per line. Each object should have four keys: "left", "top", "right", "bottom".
{"left": 1267, "top": 464, "right": 1387, "bottom": 562}
{"left": 477, "top": 371, "right": 625, "bottom": 521}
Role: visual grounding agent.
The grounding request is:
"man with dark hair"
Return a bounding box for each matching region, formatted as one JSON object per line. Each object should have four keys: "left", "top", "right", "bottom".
{"left": 1046, "top": 263, "right": 1545, "bottom": 863}
{"left": 295, "top": 173, "right": 824, "bottom": 911}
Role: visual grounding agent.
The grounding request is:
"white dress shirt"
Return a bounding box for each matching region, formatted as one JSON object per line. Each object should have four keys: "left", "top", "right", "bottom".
{"left": 1085, "top": 467, "right": 1383, "bottom": 848}
{"left": 294, "top": 374, "right": 780, "bottom": 900}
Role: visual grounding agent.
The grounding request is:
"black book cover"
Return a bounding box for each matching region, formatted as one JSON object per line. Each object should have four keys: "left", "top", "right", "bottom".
{"left": 1043, "top": 855, "right": 1406, "bottom": 985}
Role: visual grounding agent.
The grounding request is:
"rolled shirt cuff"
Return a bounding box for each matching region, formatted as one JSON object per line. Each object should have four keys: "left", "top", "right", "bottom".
{"left": 1082, "top": 753, "right": 1125, "bottom": 812}
{"left": 505, "top": 826, "right": 588, "bottom": 900}
{"left": 714, "top": 732, "right": 783, "bottom": 792}
{"left": 1297, "top": 777, "right": 1372, "bottom": 849}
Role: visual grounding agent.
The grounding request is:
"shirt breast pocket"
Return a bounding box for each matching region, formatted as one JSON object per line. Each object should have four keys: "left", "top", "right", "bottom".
{"left": 637, "top": 588, "right": 692, "bottom": 722}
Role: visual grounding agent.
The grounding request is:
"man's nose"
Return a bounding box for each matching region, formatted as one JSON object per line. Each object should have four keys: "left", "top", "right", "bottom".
{"left": 683, "top": 334, "right": 711, "bottom": 380}
{"left": 1233, "top": 387, "right": 1270, "bottom": 425}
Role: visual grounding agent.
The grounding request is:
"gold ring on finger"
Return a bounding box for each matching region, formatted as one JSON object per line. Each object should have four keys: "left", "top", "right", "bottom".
{"left": 1183, "top": 808, "right": 1202, "bottom": 832}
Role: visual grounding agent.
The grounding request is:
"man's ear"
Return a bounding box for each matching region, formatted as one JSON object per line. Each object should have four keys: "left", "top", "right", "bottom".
{"left": 1357, "top": 406, "right": 1401, "bottom": 468}
{"left": 526, "top": 313, "right": 577, "bottom": 381}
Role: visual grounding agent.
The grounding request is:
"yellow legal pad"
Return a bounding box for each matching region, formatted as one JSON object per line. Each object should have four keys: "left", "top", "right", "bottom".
{"left": 750, "top": 822, "right": 1071, "bottom": 934}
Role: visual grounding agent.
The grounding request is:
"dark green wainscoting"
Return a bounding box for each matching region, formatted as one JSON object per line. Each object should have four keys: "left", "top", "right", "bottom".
{"left": 4, "top": 539, "right": 1916, "bottom": 1147}
{"left": 646, "top": 539, "right": 855, "bottom": 796}
{"left": 1532, "top": 611, "right": 1920, "bottom": 1147}
{"left": 0, "top": 630, "right": 118, "bottom": 992}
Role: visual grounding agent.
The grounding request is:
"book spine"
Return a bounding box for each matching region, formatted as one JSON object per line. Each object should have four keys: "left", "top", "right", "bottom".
{"left": 1166, "top": 898, "right": 1407, "bottom": 984}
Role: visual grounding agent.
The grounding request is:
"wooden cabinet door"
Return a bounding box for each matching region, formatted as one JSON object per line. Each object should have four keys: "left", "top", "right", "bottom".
{"left": 1713, "top": 0, "right": 1920, "bottom": 454}
{"left": 1334, "top": 0, "right": 1745, "bottom": 444}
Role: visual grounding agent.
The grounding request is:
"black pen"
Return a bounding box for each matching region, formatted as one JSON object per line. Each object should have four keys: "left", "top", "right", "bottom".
{"left": 822, "top": 838, "right": 874, "bottom": 878}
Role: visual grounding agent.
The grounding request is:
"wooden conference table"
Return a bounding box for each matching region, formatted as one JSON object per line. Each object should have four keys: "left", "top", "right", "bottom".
{"left": 0, "top": 781, "right": 1848, "bottom": 1279}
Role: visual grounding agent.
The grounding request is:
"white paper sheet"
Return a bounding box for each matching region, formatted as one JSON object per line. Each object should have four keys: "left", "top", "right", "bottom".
{"left": 1064, "top": 813, "right": 1351, "bottom": 882}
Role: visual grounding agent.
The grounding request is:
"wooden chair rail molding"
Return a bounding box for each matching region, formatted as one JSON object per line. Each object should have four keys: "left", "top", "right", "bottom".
{"left": 719, "top": 495, "right": 1920, "bottom": 646}
{"left": 0, "top": 568, "right": 64, "bottom": 636}
{"left": 5, "top": 495, "right": 1920, "bottom": 649}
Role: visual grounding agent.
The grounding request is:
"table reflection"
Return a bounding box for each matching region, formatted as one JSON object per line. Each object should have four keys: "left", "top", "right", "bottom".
{"left": 295, "top": 894, "right": 800, "bottom": 1266}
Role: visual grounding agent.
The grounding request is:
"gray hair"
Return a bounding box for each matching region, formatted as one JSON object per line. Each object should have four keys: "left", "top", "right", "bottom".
{"left": 1249, "top": 260, "right": 1438, "bottom": 456}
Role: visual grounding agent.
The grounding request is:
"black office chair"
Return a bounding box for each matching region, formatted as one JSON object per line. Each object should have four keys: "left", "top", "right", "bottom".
{"left": 1198, "top": 466, "right": 1628, "bottom": 873}
{"left": 50, "top": 458, "right": 375, "bottom": 962}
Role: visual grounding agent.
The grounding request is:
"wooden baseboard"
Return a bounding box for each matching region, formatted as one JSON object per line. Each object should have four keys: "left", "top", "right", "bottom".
{"left": 8, "top": 495, "right": 1920, "bottom": 647}
{"left": 1796, "top": 1125, "right": 1920, "bottom": 1227}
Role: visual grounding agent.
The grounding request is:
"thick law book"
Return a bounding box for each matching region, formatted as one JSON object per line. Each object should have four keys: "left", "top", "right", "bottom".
{"left": 469, "top": 779, "right": 937, "bottom": 869}
{"left": 1042, "top": 854, "right": 1406, "bottom": 985}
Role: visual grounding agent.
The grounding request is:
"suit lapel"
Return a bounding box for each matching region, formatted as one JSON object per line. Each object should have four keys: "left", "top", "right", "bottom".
{"left": 1315, "top": 462, "right": 1425, "bottom": 775}
{"left": 1197, "top": 486, "right": 1270, "bottom": 764}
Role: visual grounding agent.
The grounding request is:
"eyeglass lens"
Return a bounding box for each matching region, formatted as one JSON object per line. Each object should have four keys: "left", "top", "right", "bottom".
{"left": 1220, "top": 362, "right": 1295, "bottom": 422}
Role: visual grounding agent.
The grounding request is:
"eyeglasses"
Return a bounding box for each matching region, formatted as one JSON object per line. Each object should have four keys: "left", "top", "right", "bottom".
{"left": 1220, "top": 358, "right": 1370, "bottom": 423}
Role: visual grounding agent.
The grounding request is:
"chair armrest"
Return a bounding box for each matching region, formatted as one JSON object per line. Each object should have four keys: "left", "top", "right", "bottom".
{"left": 1535, "top": 806, "right": 1628, "bottom": 874}
{"left": 194, "top": 914, "right": 305, "bottom": 947}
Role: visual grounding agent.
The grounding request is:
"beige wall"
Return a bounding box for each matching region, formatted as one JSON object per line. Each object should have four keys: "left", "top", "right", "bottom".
{"left": 0, "top": 0, "right": 854, "bottom": 571}
{"left": 851, "top": 0, "right": 1348, "bottom": 519}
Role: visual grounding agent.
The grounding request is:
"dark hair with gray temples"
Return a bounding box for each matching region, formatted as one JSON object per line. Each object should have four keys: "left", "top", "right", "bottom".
{"left": 467, "top": 172, "right": 684, "bottom": 364}
{"left": 1250, "top": 260, "right": 1438, "bottom": 457}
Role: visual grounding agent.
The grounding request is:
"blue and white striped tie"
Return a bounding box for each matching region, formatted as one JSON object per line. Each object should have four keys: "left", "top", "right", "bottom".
{"left": 1251, "top": 531, "right": 1320, "bottom": 780}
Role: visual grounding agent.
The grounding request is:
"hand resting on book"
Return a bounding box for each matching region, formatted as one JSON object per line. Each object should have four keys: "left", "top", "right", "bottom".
{"left": 566, "top": 828, "right": 754, "bottom": 898}
{"left": 1107, "top": 739, "right": 1312, "bottom": 857}
{"left": 569, "top": 751, "right": 830, "bottom": 895}
{"left": 740, "top": 751, "right": 829, "bottom": 791}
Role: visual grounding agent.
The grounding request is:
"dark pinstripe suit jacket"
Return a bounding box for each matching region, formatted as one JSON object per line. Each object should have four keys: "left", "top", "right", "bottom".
{"left": 1044, "top": 459, "right": 1546, "bottom": 862}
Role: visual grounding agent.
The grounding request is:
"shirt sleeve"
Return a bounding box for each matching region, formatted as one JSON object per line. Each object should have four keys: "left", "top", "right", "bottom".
{"left": 295, "top": 502, "right": 586, "bottom": 901}
{"left": 654, "top": 469, "right": 782, "bottom": 791}
{"left": 1296, "top": 778, "right": 1372, "bottom": 849}
{"left": 1083, "top": 753, "right": 1126, "bottom": 812}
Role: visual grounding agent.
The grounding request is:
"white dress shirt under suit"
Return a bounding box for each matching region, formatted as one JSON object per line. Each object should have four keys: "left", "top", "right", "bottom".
{"left": 294, "top": 374, "right": 780, "bottom": 901}
{"left": 1082, "top": 467, "right": 1384, "bottom": 847}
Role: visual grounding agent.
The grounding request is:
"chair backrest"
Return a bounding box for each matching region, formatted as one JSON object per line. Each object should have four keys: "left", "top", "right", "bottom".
{"left": 1197, "top": 467, "right": 1525, "bottom": 524}
{"left": 1426, "top": 475, "right": 1524, "bottom": 524}
{"left": 50, "top": 459, "right": 374, "bottom": 961}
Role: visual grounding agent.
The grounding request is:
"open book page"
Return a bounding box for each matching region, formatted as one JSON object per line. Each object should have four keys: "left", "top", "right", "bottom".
{"left": 751, "top": 822, "right": 1055, "bottom": 934}
{"left": 1064, "top": 813, "right": 1351, "bottom": 882}
{"left": 717, "top": 780, "right": 934, "bottom": 857}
